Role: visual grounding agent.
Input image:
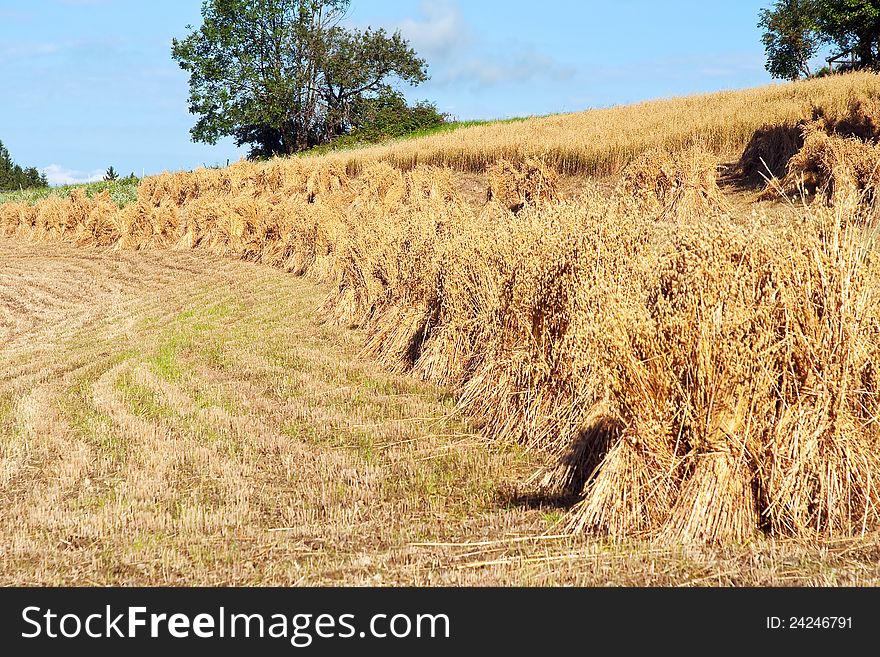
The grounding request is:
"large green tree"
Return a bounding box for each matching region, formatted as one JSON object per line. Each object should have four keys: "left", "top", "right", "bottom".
{"left": 761, "top": 0, "right": 880, "bottom": 79}
{"left": 172, "top": 0, "right": 429, "bottom": 158}
{"left": 759, "top": 0, "right": 820, "bottom": 79}
{"left": 814, "top": 0, "right": 880, "bottom": 69}
{"left": 320, "top": 27, "right": 427, "bottom": 140}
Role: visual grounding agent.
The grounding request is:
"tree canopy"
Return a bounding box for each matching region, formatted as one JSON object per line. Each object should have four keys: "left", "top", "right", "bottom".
{"left": 761, "top": 0, "right": 880, "bottom": 79}
{"left": 172, "top": 0, "right": 432, "bottom": 158}
{"left": 0, "top": 141, "right": 48, "bottom": 191}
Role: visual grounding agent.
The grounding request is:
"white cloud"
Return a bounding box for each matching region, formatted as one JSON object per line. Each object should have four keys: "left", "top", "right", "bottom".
{"left": 41, "top": 165, "right": 106, "bottom": 186}
{"left": 396, "top": 0, "right": 470, "bottom": 58}
{"left": 357, "top": 0, "right": 577, "bottom": 116}
{"left": 390, "top": 1, "right": 573, "bottom": 92}
{"left": 443, "top": 49, "right": 575, "bottom": 87}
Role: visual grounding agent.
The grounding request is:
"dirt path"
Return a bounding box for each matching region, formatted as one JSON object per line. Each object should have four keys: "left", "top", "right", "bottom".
{"left": 2, "top": 238, "right": 879, "bottom": 585}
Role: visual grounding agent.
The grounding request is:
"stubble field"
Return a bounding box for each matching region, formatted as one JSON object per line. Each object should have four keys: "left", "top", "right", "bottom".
{"left": 5, "top": 72, "right": 880, "bottom": 585}
{"left": 2, "top": 239, "right": 880, "bottom": 586}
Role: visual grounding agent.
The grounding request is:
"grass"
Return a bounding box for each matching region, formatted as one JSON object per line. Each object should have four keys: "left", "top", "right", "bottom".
{"left": 115, "top": 370, "right": 174, "bottom": 422}
{"left": 0, "top": 177, "right": 140, "bottom": 207}
{"left": 0, "top": 240, "right": 549, "bottom": 584}
{"left": 61, "top": 375, "right": 127, "bottom": 465}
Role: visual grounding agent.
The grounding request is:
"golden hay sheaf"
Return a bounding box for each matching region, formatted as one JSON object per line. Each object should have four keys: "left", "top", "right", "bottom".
{"left": 355, "top": 162, "right": 406, "bottom": 210}
{"left": 0, "top": 202, "right": 35, "bottom": 237}
{"left": 486, "top": 157, "right": 560, "bottom": 212}
{"left": 403, "top": 164, "right": 461, "bottom": 206}
{"left": 3, "top": 143, "right": 880, "bottom": 544}
{"left": 735, "top": 123, "right": 806, "bottom": 183}
{"left": 616, "top": 144, "right": 729, "bottom": 221}
{"left": 760, "top": 120, "right": 880, "bottom": 207}
{"left": 306, "top": 161, "right": 352, "bottom": 203}
{"left": 734, "top": 97, "right": 880, "bottom": 185}
{"left": 586, "top": 208, "right": 879, "bottom": 541}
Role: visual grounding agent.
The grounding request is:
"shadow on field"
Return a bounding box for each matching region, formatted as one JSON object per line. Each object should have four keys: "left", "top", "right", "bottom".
{"left": 495, "top": 415, "right": 623, "bottom": 511}
{"left": 726, "top": 124, "right": 804, "bottom": 190}
{"left": 726, "top": 100, "right": 880, "bottom": 192}
{"left": 495, "top": 488, "right": 581, "bottom": 511}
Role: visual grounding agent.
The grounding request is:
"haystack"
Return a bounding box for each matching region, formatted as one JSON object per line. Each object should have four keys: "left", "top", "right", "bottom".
{"left": 65, "top": 191, "right": 120, "bottom": 247}
{"left": 178, "top": 197, "right": 225, "bottom": 251}
{"left": 148, "top": 200, "right": 182, "bottom": 249}
{"left": 617, "top": 145, "right": 729, "bottom": 220}
{"left": 818, "top": 96, "right": 880, "bottom": 142}
{"left": 355, "top": 162, "right": 406, "bottom": 210}
{"left": 0, "top": 202, "right": 34, "bottom": 237}
{"left": 139, "top": 172, "right": 186, "bottom": 207}
{"left": 264, "top": 197, "right": 318, "bottom": 274}
{"left": 327, "top": 166, "right": 472, "bottom": 371}
{"left": 253, "top": 196, "right": 304, "bottom": 268}
{"left": 486, "top": 157, "right": 560, "bottom": 213}
{"left": 404, "top": 165, "right": 461, "bottom": 206}
{"left": 356, "top": 208, "right": 454, "bottom": 372}
{"left": 187, "top": 168, "right": 229, "bottom": 202}
{"left": 114, "top": 203, "right": 151, "bottom": 250}
{"left": 274, "top": 160, "right": 309, "bottom": 197}
{"left": 411, "top": 208, "right": 515, "bottom": 385}
{"left": 761, "top": 120, "right": 880, "bottom": 206}
{"left": 741, "top": 96, "right": 880, "bottom": 192}
{"left": 558, "top": 208, "right": 880, "bottom": 542}
{"left": 234, "top": 197, "right": 274, "bottom": 262}
{"left": 306, "top": 162, "right": 352, "bottom": 203}
{"left": 565, "top": 432, "right": 676, "bottom": 538}
{"left": 456, "top": 200, "right": 641, "bottom": 460}
{"left": 34, "top": 196, "right": 70, "bottom": 241}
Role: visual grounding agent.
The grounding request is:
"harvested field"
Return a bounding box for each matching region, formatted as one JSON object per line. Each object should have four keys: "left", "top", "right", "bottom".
{"left": 4, "top": 239, "right": 880, "bottom": 585}
{"left": 3, "top": 141, "right": 880, "bottom": 544}
{"left": 7, "top": 73, "right": 880, "bottom": 583}
{"left": 0, "top": 239, "right": 542, "bottom": 585}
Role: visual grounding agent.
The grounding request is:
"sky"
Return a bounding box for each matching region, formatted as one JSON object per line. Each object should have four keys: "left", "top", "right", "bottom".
{"left": 0, "top": 0, "right": 804, "bottom": 185}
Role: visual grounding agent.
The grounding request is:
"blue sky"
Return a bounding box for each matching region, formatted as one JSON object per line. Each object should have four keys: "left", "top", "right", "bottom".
{"left": 1, "top": 1, "right": 794, "bottom": 184}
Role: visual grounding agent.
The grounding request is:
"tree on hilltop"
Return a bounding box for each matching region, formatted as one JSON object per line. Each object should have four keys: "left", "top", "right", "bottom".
{"left": 761, "top": 0, "right": 880, "bottom": 79}
{"left": 814, "top": 0, "right": 880, "bottom": 70}
{"left": 172, "top": 0, "right": 432, "bottom": 158}
{"left": 104, "top": 166, "right": 119, "bottom": 181}
{"left": 319, "top": 26, "right": 428, "bottom": 140}
{"left": 759, "top": 0, "right": 820, "bottom": 79}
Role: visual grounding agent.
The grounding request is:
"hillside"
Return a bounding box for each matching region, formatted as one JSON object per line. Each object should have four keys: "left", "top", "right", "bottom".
{"left": 313, "top": 71, "right": 880, "bottom": 177}
{"left": 8, "top": 71, "right": 880, "bottom": 210}
{"left": 4, "top": 73, "right": 880, "bottom": 583}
